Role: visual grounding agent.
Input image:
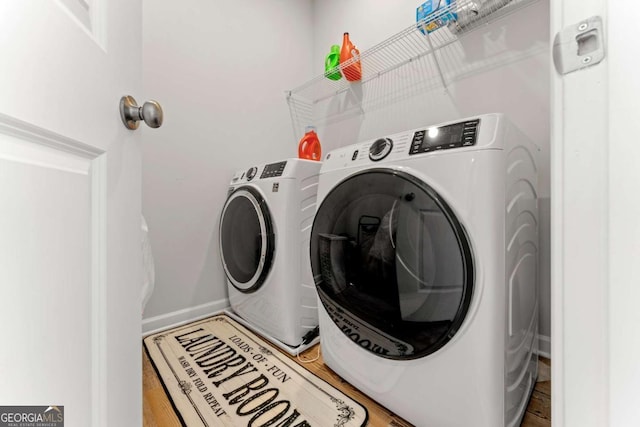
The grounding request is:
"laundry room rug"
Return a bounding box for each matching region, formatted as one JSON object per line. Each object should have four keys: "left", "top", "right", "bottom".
{"left": 144, "top": 313, "right": 368, "bottom": 427}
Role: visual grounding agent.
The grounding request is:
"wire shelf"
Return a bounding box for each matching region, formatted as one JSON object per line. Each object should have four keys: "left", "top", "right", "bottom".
{"left": 286, "top": 0, "right": 539, "bottom": 140}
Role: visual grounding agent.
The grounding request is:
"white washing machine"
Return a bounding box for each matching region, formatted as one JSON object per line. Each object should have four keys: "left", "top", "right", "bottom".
{"left": 310, "top": 114, "right": 539, "bottom": 426}
{"left": 220, "top": 158, "right": 321, "bottom": 348}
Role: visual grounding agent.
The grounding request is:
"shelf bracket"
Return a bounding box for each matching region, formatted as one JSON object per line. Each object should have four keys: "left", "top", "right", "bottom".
{"left": 424, "top": 31, "right": 448, "bottom": 90}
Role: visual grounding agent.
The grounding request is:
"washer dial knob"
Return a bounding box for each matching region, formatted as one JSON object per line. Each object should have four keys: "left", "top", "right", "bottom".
{"left": 246, "top": 167, "right": 258, "bottom": 181}
{"left": 369, "top": 138, "right": 393, "bottom": 161}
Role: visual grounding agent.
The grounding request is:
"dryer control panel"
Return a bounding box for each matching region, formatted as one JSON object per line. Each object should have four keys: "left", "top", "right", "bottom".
{"left": 409, "top": 119, "right": 479, "bottom": 155}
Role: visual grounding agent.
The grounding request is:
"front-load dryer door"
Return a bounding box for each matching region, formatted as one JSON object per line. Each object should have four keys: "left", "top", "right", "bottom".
{"left": 220, "top": 186, "right": 275, "bottom": 293}
{"left": 311, "top": 168, "right": 474, "bottom": 359}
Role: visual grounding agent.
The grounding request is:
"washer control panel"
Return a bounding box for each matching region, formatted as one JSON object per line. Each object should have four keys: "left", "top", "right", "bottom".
{"left": 260, "top": 160, "right": 287, "bottom": 179}
{"left": 409, "top": 119, "right": 480, "bottom": 155}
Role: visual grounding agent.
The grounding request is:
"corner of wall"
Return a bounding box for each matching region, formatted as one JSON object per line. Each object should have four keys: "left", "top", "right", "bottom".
{"left": 142, "top": 298, "right": 230, "bottom": 336}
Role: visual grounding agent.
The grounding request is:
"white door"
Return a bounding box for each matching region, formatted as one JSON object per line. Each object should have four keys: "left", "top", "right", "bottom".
{"left": 552, "top": 1, "right": 640, "bottom": 426}
{"left": 0, "top": 1, "right": 143, "bottom": 425}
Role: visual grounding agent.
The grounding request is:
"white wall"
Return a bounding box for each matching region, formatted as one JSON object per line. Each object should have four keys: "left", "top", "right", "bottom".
{"left": 312, "top": 0, "right": 551, "bottom": 349}
{"left": 141, "top": 0, "right": 314, "bottom": 326}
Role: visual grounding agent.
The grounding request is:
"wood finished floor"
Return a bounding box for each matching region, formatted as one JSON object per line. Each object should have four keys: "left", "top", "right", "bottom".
{"left": 143, "top": 344, "right": 551, "bottom": 427}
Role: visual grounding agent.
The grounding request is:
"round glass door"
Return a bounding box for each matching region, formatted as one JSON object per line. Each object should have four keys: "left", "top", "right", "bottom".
{"left": 310, "top": 169, "right": 474, "bottom": 359}
{"left": 220, "top": 186, "right": 275, "bottom": 293}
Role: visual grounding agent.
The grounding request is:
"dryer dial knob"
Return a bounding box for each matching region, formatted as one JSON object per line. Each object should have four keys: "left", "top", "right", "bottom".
{"left": 369, "top": 138, "right": 393, "bottom": 161}
{"left": 246, "top": 167, "right": 258, "bottom": 181}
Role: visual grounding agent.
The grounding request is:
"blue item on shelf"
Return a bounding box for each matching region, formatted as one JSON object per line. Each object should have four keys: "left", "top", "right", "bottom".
{"left": 416, "top": 0, "right": 457, "bottom": 34}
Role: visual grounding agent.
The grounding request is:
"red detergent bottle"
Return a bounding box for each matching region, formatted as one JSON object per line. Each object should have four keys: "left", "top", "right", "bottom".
{"left": 298, "top": 126, "right": 322, "bottom": 161}
{"left": 340, "top": 32, "right": 362, "bottom": 82}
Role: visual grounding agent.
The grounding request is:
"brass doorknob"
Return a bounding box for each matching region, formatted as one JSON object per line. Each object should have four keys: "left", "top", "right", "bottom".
{"left": 119, "top": 95, "right": 163, "bottom": 130}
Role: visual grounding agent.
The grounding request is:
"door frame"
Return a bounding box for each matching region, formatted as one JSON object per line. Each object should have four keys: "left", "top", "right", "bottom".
{"left": 551, "top": 0, "right": 640, "bottom": 425}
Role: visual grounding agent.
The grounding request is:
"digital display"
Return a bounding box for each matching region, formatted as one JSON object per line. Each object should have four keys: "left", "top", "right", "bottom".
{"left": 427, "top": 123, "right": 464, "bottom": 145}
{"left": 260, "top": 161, "right": 287, "bottom": 179}
{"left": 409, "top": 119, "right": 480, "bottom": 155}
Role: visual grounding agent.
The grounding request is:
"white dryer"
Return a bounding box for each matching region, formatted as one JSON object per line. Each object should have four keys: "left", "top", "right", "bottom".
{"left": 310, "top": 114, "right": 539, "bottom": 426}
{"left": 220, "top": 158, "right": 321, "bottom": 348}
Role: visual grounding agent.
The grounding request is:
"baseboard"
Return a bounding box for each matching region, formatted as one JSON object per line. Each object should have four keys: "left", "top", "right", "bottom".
{"left": 143, "top": 302, "right": 553, "bottom": 360}
{"left": 142, "top": 298, "right": 229, "bottom": 336}
{"left": 537, "top": 334, "right": 551, "bottom": 359}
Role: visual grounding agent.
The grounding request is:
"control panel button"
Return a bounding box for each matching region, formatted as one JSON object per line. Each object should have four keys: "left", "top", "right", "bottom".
{"left": 369, "top": 138, "right": 393, "bottom": 162}
{"left": 246, "top": 166, "right": 258, "bottom": 181}
{"left": 352, "top": 150, "right": 359, "bottom": 161}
